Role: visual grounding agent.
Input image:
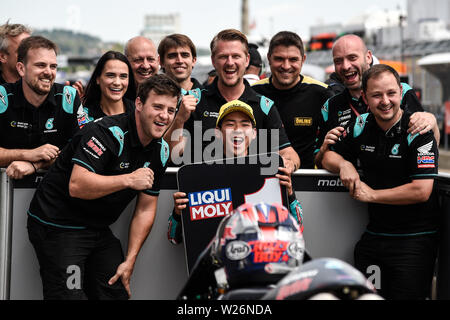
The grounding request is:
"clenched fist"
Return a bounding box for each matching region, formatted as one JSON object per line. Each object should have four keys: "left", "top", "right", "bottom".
{"left": 126, "top": 167, "right": 155, "bottom": 190}
{"left": 6, "top": 161, "right": 35, "bottom": 179}
{"left": 24, "top": 144, "right": 60, "bottom": 162}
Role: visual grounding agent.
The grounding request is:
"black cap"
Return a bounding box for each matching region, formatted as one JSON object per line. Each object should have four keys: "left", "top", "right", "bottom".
{"left": 248, "top": 43, "right": 262, "bottom": 68}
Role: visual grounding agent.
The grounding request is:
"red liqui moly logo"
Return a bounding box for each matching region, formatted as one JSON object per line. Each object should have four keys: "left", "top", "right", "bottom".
{"left": 189, "top": 188, "right": 233, "bottom": 221}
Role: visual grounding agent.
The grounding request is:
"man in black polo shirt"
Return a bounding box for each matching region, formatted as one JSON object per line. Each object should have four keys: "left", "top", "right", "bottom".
{"left": 164, "top": 29, "right": 299, "bottom": 172}
{"left": 158, "top": 34, "right": 202, "bottom": 166}
{"left": 0, "top": 22, "right": 31, "bottom": 84}
{"left": 315, "top": 34, "right": 439, "bottom": 168}
{"left": 252, "top": 31, "right": 333, "bottom": 169}
{"left": 0, "top": 36, "right": 80, "bottom": 179}
{"left": 322, "top": 65, "right": 439, "bottom": 300}
{"left": 27, "top": 74, "right": 180, "bottom": 300}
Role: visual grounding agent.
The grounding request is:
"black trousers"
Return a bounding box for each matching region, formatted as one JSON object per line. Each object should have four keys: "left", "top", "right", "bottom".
{"left": 354, "top": 231, "right": 438, "bottom": 300}
{"left": 27, "top": 216, "right": 129, "bottom": 300}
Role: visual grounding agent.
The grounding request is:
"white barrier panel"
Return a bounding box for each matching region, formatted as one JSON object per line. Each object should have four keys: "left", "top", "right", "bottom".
{"left": 2, "top": 168, "right": 373, "bottom": 300}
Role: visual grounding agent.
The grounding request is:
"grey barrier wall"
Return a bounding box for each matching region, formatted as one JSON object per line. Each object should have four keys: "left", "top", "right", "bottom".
{"left": 1, "top": 168, "right": 449, "bottom": 300}
{"left": 0, "top": 169, "right": 13, "bottom": 300}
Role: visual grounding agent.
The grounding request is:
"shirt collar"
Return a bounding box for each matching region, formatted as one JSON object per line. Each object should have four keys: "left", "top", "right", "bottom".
{"left": 268, "top": 75, "right": 304, "bottom": 92}
{"left": 13, "top": 80, "right": 57, "bottom": 109}
{"left": 385, "top": 111, "right": 406, "bottom": 138}
{"left": 205, "top": 76, "right": 259, "bottom": 103}
{"left": 127, "top": 110, "right": 161, "bottom": 150}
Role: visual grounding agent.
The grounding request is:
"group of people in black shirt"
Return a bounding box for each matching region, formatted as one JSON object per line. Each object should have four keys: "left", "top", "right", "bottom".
{"left": 0, "top": 20, "right": 441, "bottom": 300}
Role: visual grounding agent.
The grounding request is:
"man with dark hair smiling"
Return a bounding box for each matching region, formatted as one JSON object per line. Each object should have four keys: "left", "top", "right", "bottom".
{"left": 252, "top": 31, "right": 333, "bottom": 169}
{"left": 322, "top": 64, "right": 439, "bottom": 300}
{"left": 0, "top": 35, "right": 80, "bottom": 179}
{"left": 158, "top": 33, "right": 201, "bottom": 92}
{"left": 27, "top": 74, "right": 180, "bottom": 300}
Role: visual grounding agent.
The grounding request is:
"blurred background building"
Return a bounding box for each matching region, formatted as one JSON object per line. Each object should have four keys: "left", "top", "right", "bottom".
{"left": 305, "top": 0, "right": 450, "bottom": 132}
{"left": 141, "top": 13, "right": 181, "bottom": 45}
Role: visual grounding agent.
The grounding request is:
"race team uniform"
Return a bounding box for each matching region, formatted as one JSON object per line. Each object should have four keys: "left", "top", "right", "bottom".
{"left": 183, "top": 77, "right": 292, "bottom": 163}
{"left": 27, "top": 111, "right": 170, "bottom": 299}
{"left": 252, "top": 75, "right": 332, "bottom": 169}
{"left": 331, "top": 111, "right": 439, "bottom": 299}
{"left": 0, "top": 81, "right": 80, "bottom": 150}
{"left": 76, "top": 97, "right": 136, "bottom": 129}
{"left": 315, "top": 83, "right": 424, "bottom": 157}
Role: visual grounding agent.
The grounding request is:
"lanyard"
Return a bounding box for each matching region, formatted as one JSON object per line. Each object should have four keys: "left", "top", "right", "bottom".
{"left": 349, "top": 101, "right": 368, "bottom": 118}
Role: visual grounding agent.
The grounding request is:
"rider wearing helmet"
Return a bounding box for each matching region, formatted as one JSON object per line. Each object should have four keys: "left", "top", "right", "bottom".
{"left": 178, "top": 202, "right": 305, "bottom": 300}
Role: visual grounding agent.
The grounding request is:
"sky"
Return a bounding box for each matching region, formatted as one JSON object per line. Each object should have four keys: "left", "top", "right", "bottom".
{"left": 1, "top": 0, "right": 406, "bottom": 49}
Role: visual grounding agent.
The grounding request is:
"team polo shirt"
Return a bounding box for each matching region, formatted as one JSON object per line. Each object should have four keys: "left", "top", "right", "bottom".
{"left": 0, "top": 81, "right": 80, "bottom": 150}
{"left": 0, "top": 74, "right": 6, "bottom": 85}
{"left": 252, "top": 75, "right": 332, "bottom": 169}
{"left": 183, "top": 77, "right": 291, "bottom": 163}
{"left": 331, "top": 112, "right": 439, "bottom": 235}
{"left": 315, "top": 83, "right": 424, "bottom": 155}
{"left": 77, "top": 98, "right": 136, "bottom": 129}
{"left": 28, "top": 111, "right": 170, "bottom": 229}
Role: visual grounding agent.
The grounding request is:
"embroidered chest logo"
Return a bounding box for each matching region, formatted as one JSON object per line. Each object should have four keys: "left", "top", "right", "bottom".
{"left": 294, "top": 117, "right": 312, "bottom": 126}
{"left": 45, "top": 118, "right": 54, "bottom": 130}
{"left": 389, "top": 144, "right": 402, "bottom": 159}
{"left": 10, "top": 121, "right": 31, "bottom": 129}
{"left": 203, "top": 111, "right": 219, "bottom": 118}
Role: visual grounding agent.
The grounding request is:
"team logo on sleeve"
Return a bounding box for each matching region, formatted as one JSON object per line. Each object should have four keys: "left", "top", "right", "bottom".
{"left": 0, "top": 91, "right": 6, "bottom": 105}
{"left": 64, "top": 87, "right": 72, "bottom": 105}
{"left": 85, "top": 136, "right": 106, "bottom": 158}
{"left": 417, "top": 141, "right": 435, "bottom": 168}
{"left": 188, "top": 188, "right": 233, "bottom": 221}
{"left": 417, "top": 141, "right": 433, "bottom": 155}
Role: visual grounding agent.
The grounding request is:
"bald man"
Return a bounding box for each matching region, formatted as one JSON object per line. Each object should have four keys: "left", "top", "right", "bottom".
{"left": 124, "top": 36, "right": 159, "bottom": 87}
{"left": 315, "top": 34, "right": 439, "bottom": 168}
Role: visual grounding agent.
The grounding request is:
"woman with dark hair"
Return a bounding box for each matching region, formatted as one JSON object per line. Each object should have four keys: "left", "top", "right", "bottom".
{"left": 78, "top": 51, "right": 136, "bottom": 128}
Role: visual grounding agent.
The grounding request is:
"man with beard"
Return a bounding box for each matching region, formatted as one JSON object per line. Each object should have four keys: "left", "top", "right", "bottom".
{"left": 0, "top": 36, "right": 81, "bottom": 179}
{"left": 164, "top": 29, "right": 299, "bottom": 172}
{"left": 252, "top": 31, "right": 333, "bottom": 169}
{"left": 0, "top": 22, "right": 31, "bottom": 84}
{"left": 315, "top": 34, "right": 439, "bottom": 168}
{"left": 124, "top": 36, "right": 159, "bottom": 88}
